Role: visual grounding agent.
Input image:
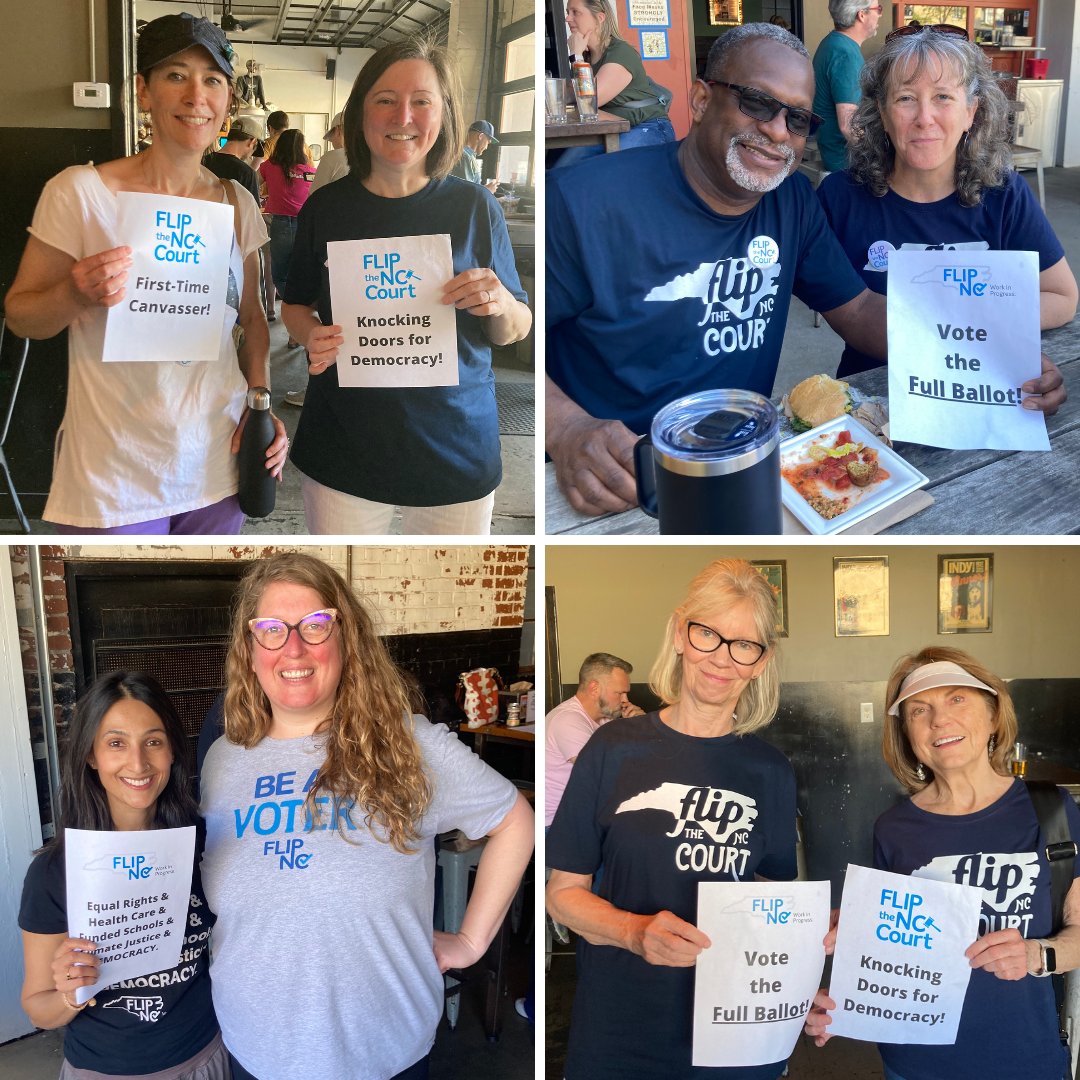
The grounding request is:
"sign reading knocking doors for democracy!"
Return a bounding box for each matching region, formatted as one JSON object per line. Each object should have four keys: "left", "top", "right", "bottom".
{"left": 65, "top": 826, "right": 196, "bottom": 1005}
{"left": 827, "top": 863, "right": 983, "bottom": 1044}
{"left": 103, "top": 192, "right": 233, "bottom": 364}
{"left": 327, "top": 234, "right": 459, "bottom": 388}
{"left": 886, "top": 249, "right": 1049, "bottom": 452}
{"left": 693, "top": 880, "right": 831, "bottom": 1067}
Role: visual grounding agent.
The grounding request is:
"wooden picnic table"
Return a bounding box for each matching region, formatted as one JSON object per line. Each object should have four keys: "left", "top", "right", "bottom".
{"left": 545, "top": 108, "right": 630, "bottom": 155}
{"left": 545, "top": 320, "right": 1080, "bottom": 535}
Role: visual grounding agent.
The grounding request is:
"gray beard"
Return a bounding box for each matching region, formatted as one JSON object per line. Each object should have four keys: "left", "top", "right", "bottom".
{"left": 726, "top": 134, "right": 795, "bottom": 193}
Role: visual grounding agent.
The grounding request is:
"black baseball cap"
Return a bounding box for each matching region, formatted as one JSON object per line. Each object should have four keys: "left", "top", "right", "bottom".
{"left": 137, "top": 14, "right": 236, "bottom": 78}
{"left": 469, "top": 120, "right": 499, "bottom": 143}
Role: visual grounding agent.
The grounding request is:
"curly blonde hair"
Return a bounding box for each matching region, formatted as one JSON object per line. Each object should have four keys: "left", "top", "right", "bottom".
{"left": 224, "top": 552, "right": 432, "bottom": 853}
{"left": 883, "top": 645, "right": 1017, "bottom": 793}
{"left": 649, "top": 559, "right": 781, "bottom": 734}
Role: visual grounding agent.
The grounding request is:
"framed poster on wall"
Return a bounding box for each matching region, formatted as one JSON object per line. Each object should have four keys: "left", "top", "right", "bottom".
{"left": 751, "top": 560, "right": 789, "bottom": 637}
{"left": 937, "top": 554, "right": 993, "bottom": 633}
{"left": 709, "top": 0, "right": 743, "bottom": 27}
{"left": 833, "top": 556, "right": 889, "bottom": 637}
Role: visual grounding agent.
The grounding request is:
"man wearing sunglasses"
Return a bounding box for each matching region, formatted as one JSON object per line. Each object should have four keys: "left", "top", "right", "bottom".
{"left": 547, "top": 22, "right": 887, "bottom": 517}
{"left": 812, "top": 0, "right": 883, "bottom": 173}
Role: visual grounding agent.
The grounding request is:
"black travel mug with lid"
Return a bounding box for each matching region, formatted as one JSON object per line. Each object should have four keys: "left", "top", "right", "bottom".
{"left": 633, "top": 389, "right": 782, "bottom": 535}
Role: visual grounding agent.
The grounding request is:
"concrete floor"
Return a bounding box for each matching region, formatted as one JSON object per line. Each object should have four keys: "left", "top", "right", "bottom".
{"left": 0, "top": 311, "right": 535, "bottom": 536}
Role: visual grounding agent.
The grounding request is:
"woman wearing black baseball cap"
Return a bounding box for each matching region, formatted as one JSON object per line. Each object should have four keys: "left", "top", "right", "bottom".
{"left": 5, "top": 13, "right": 287, "bottom": 535}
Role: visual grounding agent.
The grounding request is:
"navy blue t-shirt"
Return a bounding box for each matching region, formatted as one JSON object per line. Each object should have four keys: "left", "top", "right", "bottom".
{"left": 284, "top": 173, "right": 527, "bottom": 505}
{"left": 19, "top": 833, "right": 218, "bottom": 1074}
{"left": 873, "top": 780, "right": 1080, "bottom": 1080}
{"left": 817, "top": 169, "right": 1064, "bottom": 376}
{"left": 547, "top": 712, "right": 798, "bottom": 1080}
{"left": 546, "top": 140, "right": 867, "bottom": 435}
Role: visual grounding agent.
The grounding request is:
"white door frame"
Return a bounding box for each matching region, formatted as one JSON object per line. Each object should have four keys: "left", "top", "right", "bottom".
{"left": 0, "top": 551, "right": 42, "bottom": 1042}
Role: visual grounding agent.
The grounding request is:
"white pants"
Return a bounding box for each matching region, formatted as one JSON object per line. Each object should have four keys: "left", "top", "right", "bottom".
{"left": 301, "top": 474, "right": 496, "bottom": 535}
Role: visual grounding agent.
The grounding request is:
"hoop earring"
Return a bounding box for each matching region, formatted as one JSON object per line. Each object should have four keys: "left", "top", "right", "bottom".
{"left": 915, "top": 762, "right": 927, "bottom": 782}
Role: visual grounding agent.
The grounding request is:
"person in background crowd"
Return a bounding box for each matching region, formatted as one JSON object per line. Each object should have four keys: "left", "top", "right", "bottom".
{"left": 545, "top": 652, "right": 643, "bottom": 828}
{"left": 19, "top": 671, "right": 225, "bottom": 1079}
{"left": 547, "top": 559, "right": 796, "bottom": 1079}
{"left": 805, "top": 647, "right": 1080, "bottom": 1080}
{"left": 311, "top": 110, "right": 350, "bottom": 193}
{"left": 5, "top": 12, "right": 286, "bottom": 533}
{"left": 812, "top": 0, "right": 882, "bottom": 173}
{"left": 260, "top": 128, "right": 315, "bottom": 349}
{"left": 281, "top": 35, "right": 531, "bottom": 535}
{"left": 554, "top": 0, "right": 675, "bottom": 166}
{"left": 453, "top": 119, "right": 500, "bottom": 191}
{"left": 252, "top": 108, "right": 288, "bottom": 168}
{"left": 204, "top": 115, "right": 262, "bottom": 203}
{"left": 200, "top": 552, "right": 534, "bottom": 1080}
{"left": 817, "top": 23, "right": 1076, "bottom": 379}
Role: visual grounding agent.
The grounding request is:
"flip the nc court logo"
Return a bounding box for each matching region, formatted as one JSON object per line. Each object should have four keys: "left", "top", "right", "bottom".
{"left": 362, "top": 251, "right": 421, "bottom": 300}
{"left": 153, "top": 211, "right": 206, "bottom": 265}
{"left": 877, "top": 887, "right": 942, "bottom": 950}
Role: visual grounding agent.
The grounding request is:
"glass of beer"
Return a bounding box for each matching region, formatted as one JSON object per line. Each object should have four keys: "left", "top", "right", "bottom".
{"left": 1012, "top": 741, "right": 1028, "bottom": 777}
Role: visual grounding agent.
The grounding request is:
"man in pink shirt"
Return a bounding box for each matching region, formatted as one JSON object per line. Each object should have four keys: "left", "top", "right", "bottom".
{"left": 545, "top": 652, "right": 643, "bottom": 828}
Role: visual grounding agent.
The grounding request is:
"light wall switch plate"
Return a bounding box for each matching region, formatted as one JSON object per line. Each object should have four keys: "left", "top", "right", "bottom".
{"left": 860, "top": 702, "right": 874, "bottom": 724}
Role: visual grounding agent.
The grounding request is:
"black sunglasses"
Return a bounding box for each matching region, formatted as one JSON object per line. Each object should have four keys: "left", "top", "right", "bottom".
{"left": 886, "top": 20, "right": 970, "bottom": 43}
{"left": 704, "top": 79, "right": 823, "bottom": 138}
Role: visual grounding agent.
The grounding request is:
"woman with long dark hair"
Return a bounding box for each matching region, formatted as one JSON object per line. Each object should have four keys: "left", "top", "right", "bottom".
{"left": 19, "top": 671, "right": 225, "bottom": 1078}
{"left": 259, "top": 128, "right": 315, "bottom": 306}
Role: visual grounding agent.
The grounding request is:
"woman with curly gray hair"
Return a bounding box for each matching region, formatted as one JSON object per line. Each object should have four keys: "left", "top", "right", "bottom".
{"left": 817, "top": 23, "right": 1076, "bottom": 384}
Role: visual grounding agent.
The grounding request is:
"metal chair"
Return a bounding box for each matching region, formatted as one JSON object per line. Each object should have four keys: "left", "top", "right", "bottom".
{"left": 0, "top": 317, "right": 30, "bottom": 533}
{"left": 1007, "top": 100, "right": 1046, "bottom": 210}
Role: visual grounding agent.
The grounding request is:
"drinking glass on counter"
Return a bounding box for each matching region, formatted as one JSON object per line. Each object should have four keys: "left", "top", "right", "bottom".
{"left": 1012, "top": 741, "right": 1028, "bottom": 777}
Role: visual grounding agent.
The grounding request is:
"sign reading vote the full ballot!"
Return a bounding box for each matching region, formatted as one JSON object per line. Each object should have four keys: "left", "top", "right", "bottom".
{"left": 65, "top": 826, "right": 196, "bottom": 1005}
{"left": 693, "top": 881, "right": 831, "bottom": 1067}
{"left": 827, "top": 864, "right": 983, "bottom": 1045}
{"left": 327, "top": 234, "right": 459, "bottom": 388}
{"left": 886, "top": 249, "right": 1049, "bottom": 452}
{"left": 103, "top": 193, "right": 233, "bottom": 364}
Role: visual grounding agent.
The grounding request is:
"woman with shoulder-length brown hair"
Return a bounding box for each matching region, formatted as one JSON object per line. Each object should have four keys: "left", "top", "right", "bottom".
{"left": 280, "top": 35, "right": 532, "bottom": 536}
{"left": 200, "top": 551, "right": 534, "bottom": 1080}
{"left": 547, "top": 558, "right": 797, "bottom": 1080}
{"left": 806, "top": 646, "right": 1080, "bottom": 1080}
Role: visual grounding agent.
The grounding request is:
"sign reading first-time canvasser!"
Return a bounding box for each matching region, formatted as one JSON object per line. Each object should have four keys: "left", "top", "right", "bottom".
{"left": 886, "top": 249, "right": 1049, "bottom": 451}
{"left": 103, "top": 192, "right": 234, "bottom": 363}
{"left": 328, "top": 234, "right": 459, "bottom": 388}
{"left": 827, "top": 864, "right": 983, "bottom": 1045}
{"left": 693, "top": 880, "right": 830, "bottom": 1067}
{"left": 65, "top": 826, "right": 196, "bottom": 1005}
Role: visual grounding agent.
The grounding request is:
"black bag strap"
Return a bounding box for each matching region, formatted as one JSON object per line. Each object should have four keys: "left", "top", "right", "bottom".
{"left": 1025, "top": 780, "right": 1077, "bottom": 934}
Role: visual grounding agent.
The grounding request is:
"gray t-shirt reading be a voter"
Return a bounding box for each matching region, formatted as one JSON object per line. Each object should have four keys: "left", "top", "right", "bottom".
{"left": 200, "top": 716, "right": 517, "bottom": 1080}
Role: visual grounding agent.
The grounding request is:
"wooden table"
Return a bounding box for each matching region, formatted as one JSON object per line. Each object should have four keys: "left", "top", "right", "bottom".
{"left": 546, "top": 108, "right": 630, "bottom": 154}
{"left": 546, "top": 321, "right": 1080, "bottom": 535}
{"left": 465, "top": 721, "right": 535, "bottom": 758}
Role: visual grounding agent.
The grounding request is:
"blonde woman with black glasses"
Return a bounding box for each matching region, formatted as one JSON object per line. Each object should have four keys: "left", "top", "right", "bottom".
{"left": 199, "top": 552, "right": 534, "bottom": 1080}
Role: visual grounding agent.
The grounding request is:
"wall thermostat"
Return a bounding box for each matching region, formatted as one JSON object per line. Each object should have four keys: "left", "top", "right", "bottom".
{"left": 74, "top": 82, "right": 111, "bottom": 108}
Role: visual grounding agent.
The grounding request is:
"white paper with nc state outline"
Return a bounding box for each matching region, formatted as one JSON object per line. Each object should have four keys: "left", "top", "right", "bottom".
{"left": 327, "top": 234, "right": 459, "bottom": 388}
{"left": 103, "top": 192, "right": 233, "bottom": 363}
{"left": 827, "top": 863, "right": 983, "bottom": 1044}
{"left": 886, "top": 249, "right": 1049, "bottom": 451}
{"left": 65, "top": 826, "right": 195, "bottom": 1005}
{"left": 693, "top": 880, "right": 830, "bottom": 1067}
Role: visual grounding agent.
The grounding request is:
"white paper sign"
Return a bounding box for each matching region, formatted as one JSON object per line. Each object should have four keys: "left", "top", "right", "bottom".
{"left": 693, "top": 880, "right": 831, "bottom": 1067}
{"left": 328, "top": 234, "right": 459, "bottom": 388}
{"left": 103, "top": 192, "right": 233, "bottom": 363}
{"left": 886, "top": 249, "right": 1049, "bottom": 451}
{"left": 65, "top": 826, "right": 196, "bottom": 1004}
{"left": 828, "top": 863, "right": 983, "bottom": 1044}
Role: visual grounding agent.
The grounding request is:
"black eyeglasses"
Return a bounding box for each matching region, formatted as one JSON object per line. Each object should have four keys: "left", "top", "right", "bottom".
{"left": 248, "top": 609, "right": 339, "bottom": 650}
{"left": 886, "top": 21, "right": 969, "bottom": 43}
{"left": 704, "top": 80, "right": 823, "bottom": 138}
{"left": 686, "top": 621, "right": 767, "bottom": 666}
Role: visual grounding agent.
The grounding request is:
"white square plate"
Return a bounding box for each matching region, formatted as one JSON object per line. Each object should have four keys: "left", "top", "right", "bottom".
{"left": 780, "top": 415, "right": 928, "bottom": 535}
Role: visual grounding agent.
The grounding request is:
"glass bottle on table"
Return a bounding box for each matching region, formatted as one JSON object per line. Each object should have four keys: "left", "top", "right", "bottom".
{"left": 571, "top": 58, "right": 599, "bottom": 121}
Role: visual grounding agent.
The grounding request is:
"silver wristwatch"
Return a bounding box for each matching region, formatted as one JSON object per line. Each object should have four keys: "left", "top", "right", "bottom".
{"left": 1032, "top": 939, "right": 1057, "bottom": 977}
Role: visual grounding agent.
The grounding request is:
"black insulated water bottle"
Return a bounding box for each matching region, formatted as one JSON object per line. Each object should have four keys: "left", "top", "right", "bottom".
{"left": 238, "top": 386, "right": 276, "bottom": 518}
